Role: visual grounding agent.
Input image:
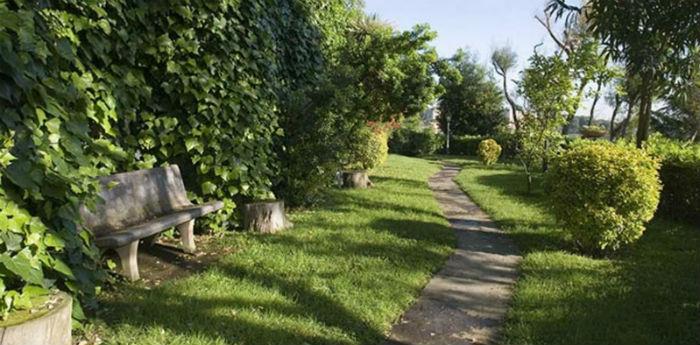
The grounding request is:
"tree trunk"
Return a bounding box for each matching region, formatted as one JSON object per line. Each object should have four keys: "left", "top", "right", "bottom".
{"left": 502, "top": 72, "right": 520, "bottom": 130}
{"left": 341, "top": 170, "right": 372, "bottom": 189}
{"left": 609, "top": 94, "right": 622, "bottom": 140}
{"left": 636, "top": 77, "right": 653, "bottom": 148}
{"left": 588, "top": 80, "right": 603, "bottom": 126}
{"left": 244, "top": 200, "right": 292, "bottom": 234}
{"left": 619, "top": 93, "right": 638, "bottom": 139}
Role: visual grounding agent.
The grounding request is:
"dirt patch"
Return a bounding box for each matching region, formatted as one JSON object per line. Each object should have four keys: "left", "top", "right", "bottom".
{"left": 104, "top": 234, "right": 236, "bottom": 287}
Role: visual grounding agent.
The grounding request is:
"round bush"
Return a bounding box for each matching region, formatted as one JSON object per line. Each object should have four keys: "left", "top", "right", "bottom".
{"left": 477, "top": 139, "right": 502, "bottom": 165}
{"left": 545, "top": 141, "right": 661, "bottom": 252}
{"left": 346, "top": 126, "right": 389, "bottom": 170}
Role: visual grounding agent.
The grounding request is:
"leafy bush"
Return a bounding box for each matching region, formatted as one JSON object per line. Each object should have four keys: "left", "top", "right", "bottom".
{"left": 345, "top": 126, "right": 389, "bottom": 170}
{"left": 545, "top": 141, "right": 661, "bottom": 252}
{"left": 0, "top": 0, "right": 349, "bottom": 317}
{"left": 449, "top": 135, "right": 483, "bottom": 156}
{"left": 478, "top": 139, "right": 502, "bottom": 165}
{"left": 389, "top": 117, "right": 443, "bottom": 156}
{"left": 644, "top": 135, "right": 700, "bottom": 225}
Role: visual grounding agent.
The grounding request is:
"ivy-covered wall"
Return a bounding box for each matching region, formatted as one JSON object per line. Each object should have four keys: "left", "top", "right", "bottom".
{"left": 0, "top": 0, "right": 352, "bottom": 317}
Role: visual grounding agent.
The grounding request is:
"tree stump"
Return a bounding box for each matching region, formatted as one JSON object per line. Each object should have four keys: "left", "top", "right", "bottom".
{"left": 341, "top": 170, "right": 372, "bottom": 189}
{"left": 0, "top": 291, "right": 72, "bottom": 345}
{"left": 243, "top": 200, "right": 292, "bottom": 234}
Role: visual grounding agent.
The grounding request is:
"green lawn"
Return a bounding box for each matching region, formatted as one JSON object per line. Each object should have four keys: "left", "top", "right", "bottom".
{"left": 451, "top": 158, "right": 700, "bottom": 345}
{"left": 94, "top": 155, "right": 454, "bottom": 345}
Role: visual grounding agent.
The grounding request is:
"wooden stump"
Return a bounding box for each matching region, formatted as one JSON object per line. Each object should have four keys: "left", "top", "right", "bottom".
{"left": 244, "top": 200, "right": 292, "bottom": 234}
{"left": 0, "top": 291, "right": 72, "bottom": 345}
{"left": 341, "top": 170, "right": 372, "bottom": 189}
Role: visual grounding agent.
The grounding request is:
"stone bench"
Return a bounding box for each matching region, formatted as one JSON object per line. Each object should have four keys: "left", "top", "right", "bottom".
{"left": 80, "top": 165, "right": 223, "bottom": 280}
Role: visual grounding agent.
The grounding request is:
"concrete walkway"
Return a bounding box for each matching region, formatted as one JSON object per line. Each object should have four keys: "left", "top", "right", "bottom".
{"left": 384, "top": 165, "right": 521, "bottom": 345}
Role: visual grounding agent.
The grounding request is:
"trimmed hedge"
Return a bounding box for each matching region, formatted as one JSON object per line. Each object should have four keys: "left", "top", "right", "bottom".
{"left": 478, "top": 139, "right": 502, "bottom": 165}
{"left": 645, "top": 136, "right": 700, "bottom": 225}
{"left": 546, "top": 141, "right": 661, "bottom": 252}
{"left": 345, "top": 126, "right": 389, "bottom": 170}
{"left": 389, "top": 126, "right": 443, "bottom": 157}
{"left": 450, "top": 132, "right": 517, "bottom": 157}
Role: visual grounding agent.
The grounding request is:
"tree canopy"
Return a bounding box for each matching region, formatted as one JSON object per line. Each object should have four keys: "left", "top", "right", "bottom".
{"left": 437, "top": 49, "right": 506, "bottom": 136}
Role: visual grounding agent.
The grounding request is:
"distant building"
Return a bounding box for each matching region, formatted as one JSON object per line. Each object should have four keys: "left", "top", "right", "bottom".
{"left": 421, "top": 103, "right": 441, "bottom": 133}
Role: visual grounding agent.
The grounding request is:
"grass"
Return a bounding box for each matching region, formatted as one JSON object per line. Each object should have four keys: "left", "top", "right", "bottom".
{"left": 94, "top": 155, "right": 454, "bottom": 345}
{"left": 451, "top": 158, "right": 700, "bottom": 345}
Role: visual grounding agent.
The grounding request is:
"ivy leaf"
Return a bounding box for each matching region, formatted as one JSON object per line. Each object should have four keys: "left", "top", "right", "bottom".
{"left": 0, "top": 249, "right": 45, "bottom": 286}
{"left": 44, "top": 232, "right": 66, "bottom": 249}
{"left": 201, "top": 181, "right": 217, "bottom": 195}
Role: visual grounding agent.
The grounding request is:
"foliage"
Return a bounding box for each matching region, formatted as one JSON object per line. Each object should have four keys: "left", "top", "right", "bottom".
{"left": 449, "top": 135, "right": 483, "bottom": 156}
{"left": 517, "top": 52, "right": 573, "bottom": 191}
{"left": 98, "top": 155, "right": 454, "bottom": 345}
{"left": 275, "top": 76, "right": 363, "bottom": 206}
{"left": 453, "top": 158, "right": 700, "bottom": 345}
{"left": 0, "top": 0, "right": 357, "bottom": 317}
{"left": 652, "top": 60, "right": 700, "bottom": 143}
{"left": 388, "top": 117, "right": 443, "bottom": 157}
{"left": 437, "top": 49, "right": 507, "bottom": 136}
{"left": 344, "top": 125, "right": 389, "bottom": 171}
{"left": 545, "top": 141, "right": 661, "bottom": 252}
{"left": 0, "top": 1, "right": 121, "bottom": 318}
{"left": 339, "top": 21, "right": 441, "bottom": 122}
{"left": 644, "top": 135, "right": 700, "bottom": 225}
{"left": 477, "top": 139, "right": 502, "bottom": 165}
{"left": 547, "top": 0, "right": 700, "bottom": 145}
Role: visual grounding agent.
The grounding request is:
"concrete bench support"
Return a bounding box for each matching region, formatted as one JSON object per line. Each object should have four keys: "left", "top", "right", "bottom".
{"left": 115, "top": 241, "right": 140, "bottom": 281}
{"left": 177, "top": 220, "right": 196, "bottom": 253}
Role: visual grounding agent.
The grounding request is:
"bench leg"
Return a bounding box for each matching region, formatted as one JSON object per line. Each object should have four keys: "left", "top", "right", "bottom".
{"left": 177, "top": 220, "right": 196, "bottom": 254}
{"left": 115, "top": 241, "right": 140, "bottom": 281}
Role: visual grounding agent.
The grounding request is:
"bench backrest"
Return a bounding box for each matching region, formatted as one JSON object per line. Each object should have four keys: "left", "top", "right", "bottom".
{"left": 80, "top": 165, "right": 192, "bottom": 236}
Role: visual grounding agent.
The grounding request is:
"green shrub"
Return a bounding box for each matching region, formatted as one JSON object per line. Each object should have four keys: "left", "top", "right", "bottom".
{"left": 345, "top": 126, "right": 389, "bottom": 170}
{"left": 644, "top": 135, "right": 700, "bottom": 225}
{"left": 389, "top": 118, "right": 443, "bottom": 156}
{"left": 449, "top": 135, "right": 484, "bottom": 156}
{"left": 478, "top": 139, "right": 502, "bottom": 165}
{"left": 545, "top": 141, "right": 661, "bottom": 252}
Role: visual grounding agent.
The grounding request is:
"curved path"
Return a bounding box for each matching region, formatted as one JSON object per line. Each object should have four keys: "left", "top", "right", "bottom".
{"left": 384, "top": 165, "right": 521, "bottom": 345}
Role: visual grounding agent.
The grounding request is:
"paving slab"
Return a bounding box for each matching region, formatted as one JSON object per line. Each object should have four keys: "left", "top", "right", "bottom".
{"left": 384, "top": 165, "right": 521, "bottom": 345}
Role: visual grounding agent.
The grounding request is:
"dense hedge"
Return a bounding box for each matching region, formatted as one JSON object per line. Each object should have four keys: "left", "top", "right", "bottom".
{"left": 0, "top": 0, "right": 350, "bottom": 316}
{"left": 450, "top": 132, "right": 517, "bottom": 157}
{"left": 645, "top": 136, "right": 700, "bottom": 225}
{"left": 389, "top": 117, "right": 443, "bottom": 156}
{"left": 546, "top": 141, "right": 661, "bottom": 252}
{"left": 345, "top": 126, "right": 389, "bottom": 170}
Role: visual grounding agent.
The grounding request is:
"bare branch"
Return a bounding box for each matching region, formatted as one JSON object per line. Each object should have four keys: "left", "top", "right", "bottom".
{"left": 535, "top": 12, "right": 571, "bottom": 55}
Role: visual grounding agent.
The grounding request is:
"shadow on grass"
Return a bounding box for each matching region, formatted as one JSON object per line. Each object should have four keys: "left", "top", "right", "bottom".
{"left": 506, "top": 221, "right": 700, "bottom": 345}
{"left": 456, "top": 161, "right": 700, "bottom": 345}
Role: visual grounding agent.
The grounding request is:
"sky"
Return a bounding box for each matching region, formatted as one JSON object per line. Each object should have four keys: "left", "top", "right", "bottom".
{"left": 363, "top": 0, "right": 612, "bottom": 118}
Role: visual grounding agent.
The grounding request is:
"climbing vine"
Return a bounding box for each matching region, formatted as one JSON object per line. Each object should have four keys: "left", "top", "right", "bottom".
{"left": 0, "top": 0, "right": 356, "bottom": 317}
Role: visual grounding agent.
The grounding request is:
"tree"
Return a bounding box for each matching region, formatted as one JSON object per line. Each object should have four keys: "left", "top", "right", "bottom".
{"left": 491, "top": 46, "right": 521, "bottom": 130}
{"left": 437, "top": 49, "right": 507, "bottom": 136}
{"left": 339, "top": 20, "right": 441, "bottom": 121}
{"left": 652, "top": 69, "right": 700, "bottom": 143}
{"left": 535, "top": 8, "right": 610, "bottom": 135}
{"left": 547, "top": 0, "right": 700, "bottom": 146}
{"left": 517, "top": 52, "right": 576, "bottom": 192}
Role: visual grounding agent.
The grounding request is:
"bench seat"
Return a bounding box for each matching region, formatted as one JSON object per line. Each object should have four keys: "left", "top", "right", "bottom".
{"left": 94, "top": 201, "right": 223, "bottom": 248}
{"left": 81, "top": 165, "right": 223, "bottom": 281}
